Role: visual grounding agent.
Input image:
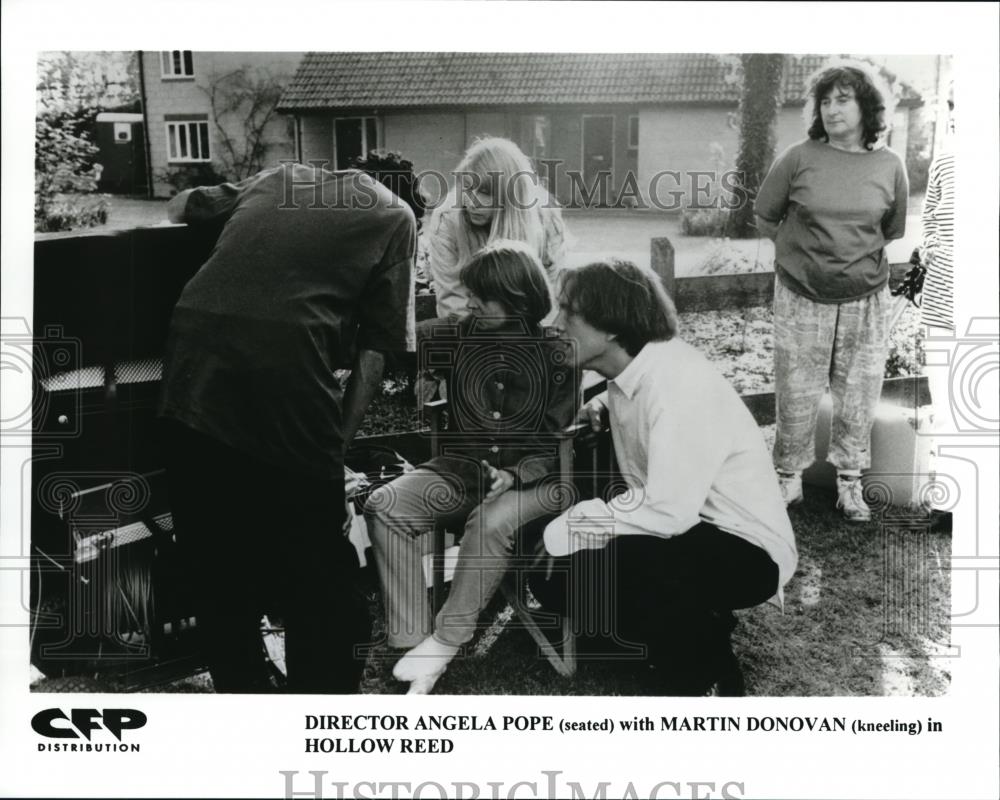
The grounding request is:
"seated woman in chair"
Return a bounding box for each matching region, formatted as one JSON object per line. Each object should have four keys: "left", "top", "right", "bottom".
{"left": 365, "top": 241, "right": 579, "bottom": 693}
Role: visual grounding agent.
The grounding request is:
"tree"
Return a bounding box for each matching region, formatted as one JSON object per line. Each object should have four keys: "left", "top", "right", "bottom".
{"left": 35, "top": 52, "right": 139, "bottom": 231}
{"left": 725, "top": 54, "right": 786, "bottom": 239}
{"left": 202, "top": 66, "right": 288, "bottom": 181}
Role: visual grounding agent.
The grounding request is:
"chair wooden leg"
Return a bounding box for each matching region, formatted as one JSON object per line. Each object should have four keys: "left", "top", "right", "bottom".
{"left": 560, "top": 614, "right": 576, "bottom": 676}
{"left": 432, "top": 523, "right": 446, "bottom": 614}
{"left": 500, "top": 574, "right": 576, "bottom": 677}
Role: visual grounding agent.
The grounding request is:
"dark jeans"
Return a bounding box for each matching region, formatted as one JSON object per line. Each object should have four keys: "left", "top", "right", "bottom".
{"left": 536, "top": 522, "right": 779, "bottom": 694}
{"left": 162, "top": 420, "right": 370, "bottom": 693}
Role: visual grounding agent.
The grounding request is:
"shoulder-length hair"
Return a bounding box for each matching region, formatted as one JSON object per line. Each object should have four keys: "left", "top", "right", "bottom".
{"left": 804, "top": 61, "right": 893, "bottom": 150}
{"left": 558, "top": 259, "right": 678, "bottom": 356}
{"left": 459, "top": 240, "right": 552, "bottom": 327}
{"left": 449, "top": 137, "right": 546, "bottom": 266}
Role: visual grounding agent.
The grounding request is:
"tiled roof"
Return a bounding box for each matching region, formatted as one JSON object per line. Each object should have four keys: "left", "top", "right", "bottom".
{"left": 277, "top": 53, "right": 922, "bottom": 111}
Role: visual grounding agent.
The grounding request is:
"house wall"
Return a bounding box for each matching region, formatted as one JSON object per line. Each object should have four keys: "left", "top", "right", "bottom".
{"left": 464, "top": 112, "right": 508, "bottom": 146}
{"left": 639, "top": 106, "right": 744, "bottom": 209}
{"left": 381, "top": 106, "right": 642, "bottom": 208}
{"left": 289, "top": 102, "right": 915, "bottom": 212}
{"left": 142, "top": 51, "right": 302, "bottom": 197}
{"left": 383, "top": 111, "right": 466, "bottom": 205}
{"left": 517, "top": 107, "right": 640, "bottom": 207}
{"left": 637, "top": 105, "right": 910, "bottom": 210}
{"left": 298, "top": 115, "right": 334, "bottom": 166}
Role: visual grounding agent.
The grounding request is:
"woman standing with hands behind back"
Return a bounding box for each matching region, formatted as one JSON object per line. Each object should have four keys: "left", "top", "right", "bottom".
{"left": 755, "top": 62, "right": 908, "bottom": 521}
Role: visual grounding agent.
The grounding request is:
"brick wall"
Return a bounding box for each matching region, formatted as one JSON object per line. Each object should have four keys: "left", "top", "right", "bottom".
{"left": 279, "top": 101, "right": 913, "bottom": 211}
{"left": 142, "top": 51, "right": 302, "bottom": 197}
{"left": 383, "top": 111, "right": 466, "bottom": 205}
{"left": 637, "top": 106, "right": 909, "bottom": 210}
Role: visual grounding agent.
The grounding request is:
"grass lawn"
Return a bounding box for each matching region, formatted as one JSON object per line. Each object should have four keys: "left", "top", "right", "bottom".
{"left": 131, "top": 466, "right": 949, "bottom": 698}
{"left": 340, "top": 477, "right": 950, "bottom": 698}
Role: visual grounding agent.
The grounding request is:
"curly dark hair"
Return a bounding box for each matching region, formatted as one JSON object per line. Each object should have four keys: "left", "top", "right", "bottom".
{"left": 350, "top": 149, "right": 427, "bottom": 228}
{"left": 806, "top": 65, "right": 887, "bottom": 150}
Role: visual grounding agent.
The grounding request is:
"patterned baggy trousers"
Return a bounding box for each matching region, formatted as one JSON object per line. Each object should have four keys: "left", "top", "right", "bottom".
{"left": 773, "top": 279, "right": 892, "bottom": 475}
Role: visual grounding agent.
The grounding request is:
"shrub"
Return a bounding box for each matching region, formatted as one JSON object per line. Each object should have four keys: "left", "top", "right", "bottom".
{"left": 884, "top": 304, "right": 924, "bottom": 379}
{"left": 35, "top": 197, "right": 110, "bottom": 233}
{"left": 35, "top": 52, "right": 138, "bottom": 233}
{"left": 904, "top": 106, "right": 934, "bottom": 195}
{"left": 699, "top": 240, "right": 770, "bottom": 274}
{"left": 906, "top": 152, "right": 931, "bottom": 196}
{"left": 157, "top": 163, "right": 233, "bottom": 194}
{"left": 35, "top": 113, "right": 105, "bottom": 231}
{"left": 681, "top": 207, "right": 731, "bottom": 237}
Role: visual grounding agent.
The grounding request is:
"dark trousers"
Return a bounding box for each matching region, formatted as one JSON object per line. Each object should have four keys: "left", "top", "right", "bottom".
{"left": 162, "top": 420, "right": 370, "bottom": 693}
{"left": 541, "top": 522, "right": 779, "bottom": 694}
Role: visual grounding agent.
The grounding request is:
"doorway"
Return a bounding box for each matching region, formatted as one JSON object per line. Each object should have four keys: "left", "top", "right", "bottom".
{"left": 582, "top": 115, "right": 615, "bottom": 206}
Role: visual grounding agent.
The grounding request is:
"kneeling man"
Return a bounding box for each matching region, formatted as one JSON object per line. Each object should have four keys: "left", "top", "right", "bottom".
{"left": 544, "top": 259, "right": 798, "bottom": 695}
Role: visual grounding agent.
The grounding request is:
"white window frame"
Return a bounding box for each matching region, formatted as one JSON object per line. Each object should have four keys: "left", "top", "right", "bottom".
{"left": 165, "top": 120, "right": 211, "bottom": 163}
{"left": 628, "top": 115, "right": 639, "bottom": 151}
{"left": 161, "top": 51, "right": 195, "bottom": 79}
{"left": 332, "top": 116, "right": 379, "bottom": 170}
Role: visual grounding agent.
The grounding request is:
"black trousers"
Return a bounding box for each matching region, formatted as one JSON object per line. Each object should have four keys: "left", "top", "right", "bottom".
{"left": 162, "top": 420, "right": 370, "bottom": 693}
{"left": 538, "top": 522, "right": 779, "bottom": 694}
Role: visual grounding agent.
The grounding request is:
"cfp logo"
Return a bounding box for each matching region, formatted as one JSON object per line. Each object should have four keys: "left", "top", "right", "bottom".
{"left": 32, "top": 708, "right": 147, "bottom": 741}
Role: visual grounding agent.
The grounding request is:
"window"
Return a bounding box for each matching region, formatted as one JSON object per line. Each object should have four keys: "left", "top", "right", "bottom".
{"left": 520, "top": 115, "right": 550, "bottom": 161}
{"left": 161, "top": 51, "right": 194, "bottom": 79}
{"left": 628, "top": 115, "right": 639, "bottom": 150}
{"left": 334, "top": 117, "right": 378, "bottom": 170}
{"left": 166, "top": 120, "right": 210, "bottom": 162}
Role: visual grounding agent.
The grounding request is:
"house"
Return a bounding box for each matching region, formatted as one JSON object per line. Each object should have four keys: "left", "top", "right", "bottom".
{"left": 94, "top": 112, "right": 147, "bottom": 194}
{"left": 276, "top": 53, "right": 922, "bottom": 208}
{"left": 139, "top": 51, "right": 303, "bottom": 197}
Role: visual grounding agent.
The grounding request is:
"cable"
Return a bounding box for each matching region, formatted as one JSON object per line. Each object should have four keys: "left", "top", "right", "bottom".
{"left": 29, "top": 555, "right": 42, "bottom": 657}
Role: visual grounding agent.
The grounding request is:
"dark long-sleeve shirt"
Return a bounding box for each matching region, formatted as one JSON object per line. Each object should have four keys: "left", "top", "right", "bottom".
{"left": 421, "top": 317, "right": 580, "bottom": 493}
{"left": 159, "top": 164, "right": 416, "bottom": 478}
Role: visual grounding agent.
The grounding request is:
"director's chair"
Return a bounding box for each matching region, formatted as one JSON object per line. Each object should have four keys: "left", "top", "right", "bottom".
{"left": 423, "top": 399, "right": 618, "bottom": 677}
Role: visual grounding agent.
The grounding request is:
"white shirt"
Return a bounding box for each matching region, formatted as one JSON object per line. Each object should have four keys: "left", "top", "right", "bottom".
{"left": 544, "top": 339, "right": 798, "bottom": 594}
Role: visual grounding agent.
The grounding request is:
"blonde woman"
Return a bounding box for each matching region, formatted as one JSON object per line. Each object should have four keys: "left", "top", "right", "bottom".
{"left": 426, "top": 137, "right": 568, "bottom": 320}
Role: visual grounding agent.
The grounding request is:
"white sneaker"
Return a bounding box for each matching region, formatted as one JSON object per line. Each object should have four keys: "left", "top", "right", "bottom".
{"left": 392, "top": 636, "right": 458, "bottom": 685}
{"left": 836, "top": 475, "right": 871, "bottom": 522}
{"left": 406, "top": 674, "right": 443, "bottom": 695}
{"left": 777, "top": 471, "right": 803, "bottom": 507}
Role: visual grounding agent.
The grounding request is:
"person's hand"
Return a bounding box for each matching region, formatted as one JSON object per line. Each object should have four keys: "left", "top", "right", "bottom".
{"left": 481, "top": 461, "right": 515, "bottom": 503}
{"left": 577, "top": 397, "right": 607, "bottom": 433}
